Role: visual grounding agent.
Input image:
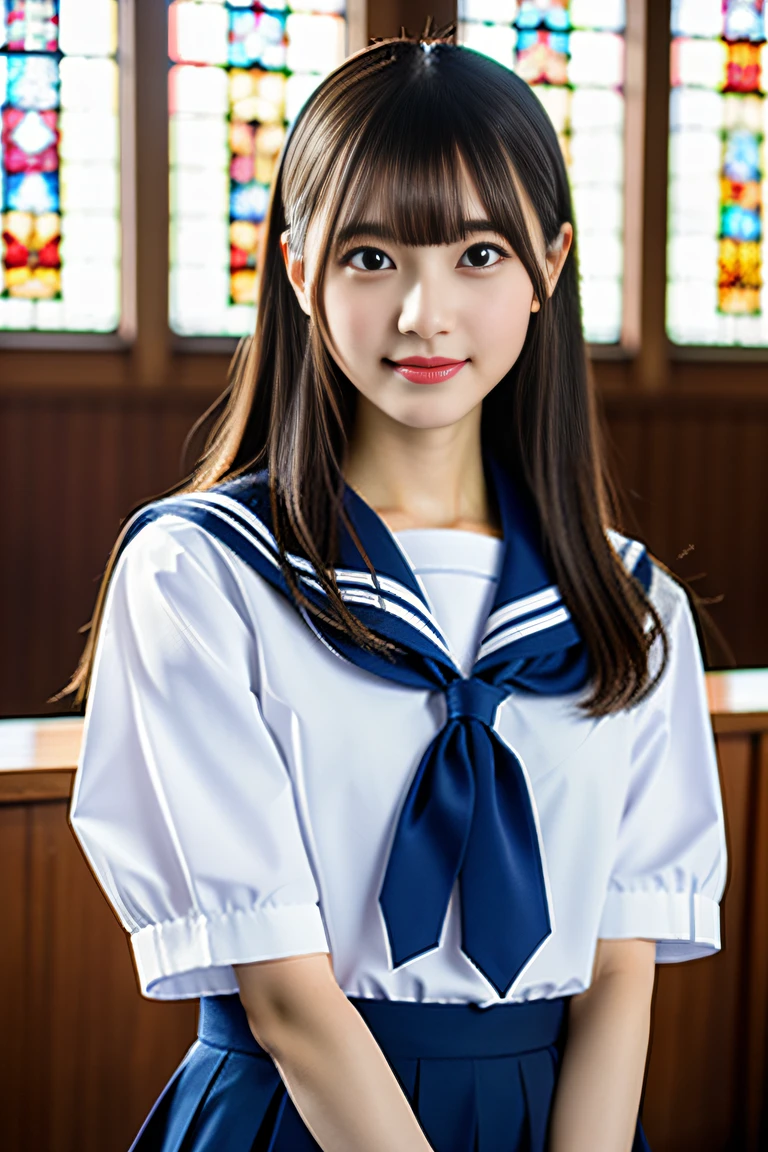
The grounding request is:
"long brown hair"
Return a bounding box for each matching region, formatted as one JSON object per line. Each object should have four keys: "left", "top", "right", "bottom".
{"left": 57, "top": 24, "right": 676, "bottom": 717}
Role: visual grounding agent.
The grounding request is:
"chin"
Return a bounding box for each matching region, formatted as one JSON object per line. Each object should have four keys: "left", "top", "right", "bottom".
{"left": 388, "top": 401, "right": 479, "bottom": 431}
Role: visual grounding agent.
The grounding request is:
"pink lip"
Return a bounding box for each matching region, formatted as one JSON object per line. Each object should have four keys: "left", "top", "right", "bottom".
{"left": 391, "top": 356, "right": 465, "bottom": 366}
{"left": 388, "top": 360, "right": 468, "bottom": 385}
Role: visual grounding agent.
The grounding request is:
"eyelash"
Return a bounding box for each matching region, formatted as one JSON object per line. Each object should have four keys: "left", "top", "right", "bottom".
{"left": 339, "top": 242, "right": 510, "bottom": 272}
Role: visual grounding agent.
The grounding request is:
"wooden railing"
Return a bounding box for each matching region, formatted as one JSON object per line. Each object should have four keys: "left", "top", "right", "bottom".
{"left": 1, "top": 672, "right": 766, "bottom": 1151}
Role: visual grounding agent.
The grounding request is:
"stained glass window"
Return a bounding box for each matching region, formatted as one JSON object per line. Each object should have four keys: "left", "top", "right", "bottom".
{"left": 0, "top": 0, "right": 121, "bottom": 332}
{"left": 457, "top": 1, "right": 627, "bottom": 344}
{"left": 168, "top": 1, "right": 349, "bottom": 337}
{"left": 668, "top": 0, "right": 768, "bottom": 345}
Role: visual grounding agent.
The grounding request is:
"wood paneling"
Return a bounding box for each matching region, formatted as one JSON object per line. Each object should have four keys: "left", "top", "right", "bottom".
{"left": 0, "top": 390, "right": 208, "bottom": 718}
{"left": 0, "top": 792, "right": 198, "bottom": 1152}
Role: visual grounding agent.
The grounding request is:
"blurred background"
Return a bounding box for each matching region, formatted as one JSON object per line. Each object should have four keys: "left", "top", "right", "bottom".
{"left": 2, "top": 2, "right": 767, "bottom": 1150}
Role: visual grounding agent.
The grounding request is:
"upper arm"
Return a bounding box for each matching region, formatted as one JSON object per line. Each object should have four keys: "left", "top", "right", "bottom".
{"left": 596, "top": 575, "right": 727, "bottom": 964}
{"left": 69, "top": 514, "right": 331, "bottom": 1001}
{"left": 591, "top": 939, "right": 656, "bottom": 986}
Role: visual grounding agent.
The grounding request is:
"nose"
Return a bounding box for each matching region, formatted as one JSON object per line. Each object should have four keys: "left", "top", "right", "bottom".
{"left": 397, "top": 267, "right": 454, "bottom": 339}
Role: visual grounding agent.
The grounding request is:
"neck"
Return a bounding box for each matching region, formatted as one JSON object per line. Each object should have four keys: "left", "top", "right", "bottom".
{"left": 343, "top": 397, "right": 501, "bottom": 537}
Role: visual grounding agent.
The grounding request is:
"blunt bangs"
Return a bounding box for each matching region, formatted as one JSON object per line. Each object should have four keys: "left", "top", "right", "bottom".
{"left": 299, "top": 48, "right": 561, "bottom": 306}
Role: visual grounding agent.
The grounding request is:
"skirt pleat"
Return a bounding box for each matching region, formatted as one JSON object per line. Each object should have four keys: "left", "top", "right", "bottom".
{"left": 128, "top": 993, "right": 652, "bottom": 1152}
{"left": 411, "top": 1057, "right": 478, "bottom": 1151}
{"left": 474, "top": 1055, "right": 527, "bottom": 1151}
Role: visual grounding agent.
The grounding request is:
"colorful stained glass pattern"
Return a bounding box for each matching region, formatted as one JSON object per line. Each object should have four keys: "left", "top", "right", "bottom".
{"left": 169, "top": 1, "right": 347, "bottom": 337}
{"left": 458, "top": 1, "right": 626, "bottom": 344}
{"left": 0, "top": 0, "right": 121, "bottom": 332}
{"left": 668, "top": 0, "right": 768, "bottom": 344}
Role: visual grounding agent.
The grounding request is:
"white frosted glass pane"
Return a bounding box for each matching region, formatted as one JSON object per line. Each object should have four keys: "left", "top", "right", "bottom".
{"left": 59, "top": 112, "right": 118, "bottom": 162}
{"left": 170, "top": 166, "right": 229, "bottom": 217}
{"left": 59, "top": 57, "right": 118, "bottom": 113}
{"left": 667, "top": 234, "right": 719, "bottom": 280}
{"left": 173, "top": 1, "right": 228, "bottom": 65}
{"left": 170, "top": 265, "right": 230, "bottom": 334}
{"left": 532, "top": 86, "right": 570, "bottom": 134}
{"left": 461, "top": 0, "right": 519, "bottom": 20}
{"left": 723, "top": 93, "right": 764, "bottom": 132}
{"left": 223, "top": 303, "right": 256, "bottom": 335}
{"left": 0, "top": 298, "right": 35, "bottom": 328}
{"left": 674, "top": 39, "right": 726, "bottom": 89}
{"left": 569, "top": 130, "right": 623, "bottom": 183}
{"left": 578, "top": 233, "right": 622, "bottom": 279}
{"left": 34, "top": 301, "right": 68, "bottom": 330}
{"left": 668, "top": 130, "right": 721, "bottom": 178}
{"left": 667, "top": 280, "right": 718, "bottom": 342}
{"left": 172, "top": 216, "right": 229, "bottom": 266}
{"left": 60, "top": 262, "right": 119, "bottom": 327}
{"left": 669, "top": 87, "right": 723, "bottom": 133}
{"left": 570, "top": 0, "right": 624, "bottom": 31}
{"left": 581, "top": 279, "right": 621, "bottom": 342}
{"left": 568, "top": 32, "right": 623, "bottom": 88}
{"left": 573, "top": 189, "right": 622, "bottom": 238}
{"left": 59, "top": 0, "right": 117, "bottom": 56}
{"left": 290, "top": 1, "right": 345, "bottom": 12}
{"left": 459, "top": 21, "right": 516, "bottom": 67}
{"left": 671, "top": 0, "right": 726, "bottom": 38}
{"left": 60, "top": 212, "right": 120, "bottom": 263}
{"left": 668, "top": 177, "right": 721, "bottom": 234}
{"left": 285, "top": 14, "right": 345, "bottom": 74}
{"left": 60, "top": 164, "right": 119, "bottom": 211}
{"left": 572, "top": 185, "right": 622, "bottom": 232}
{"left": 570, "top": 88, "right": 623, "bottom": 131}
{"left": 170, "top": 64, "right": 228, "bottom": 115}
{"left": 170, "top": 115, "right": 229, "bottom": 168}
{"left": 285, "top": 72, "right": 323, "bottom": 125}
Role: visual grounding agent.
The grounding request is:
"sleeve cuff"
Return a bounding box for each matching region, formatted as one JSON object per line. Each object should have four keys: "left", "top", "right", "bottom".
{"left": 130, "top": 902, "right": 331, "bottom": 1000}
{"left": 598, "top": 890, "right": 722, "bottom": 963}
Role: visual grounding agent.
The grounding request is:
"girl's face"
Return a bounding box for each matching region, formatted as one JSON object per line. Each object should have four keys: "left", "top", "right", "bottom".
{"left": 281, "top": 162, "right": 572, "bottom": 433}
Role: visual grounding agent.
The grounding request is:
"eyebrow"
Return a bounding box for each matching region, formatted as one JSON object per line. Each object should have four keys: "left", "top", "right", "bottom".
{"left": 334, "top": 218, "right": 503, "bottom": 246}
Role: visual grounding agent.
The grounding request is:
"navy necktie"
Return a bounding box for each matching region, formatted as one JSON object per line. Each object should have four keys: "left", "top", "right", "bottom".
{"left": 118, "top": 454, "right": 652, "bottom": 998}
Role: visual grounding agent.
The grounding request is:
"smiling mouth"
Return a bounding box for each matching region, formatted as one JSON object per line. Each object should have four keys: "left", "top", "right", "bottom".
{"left": 384, "top": 359, "right": 468, "bottom": 385}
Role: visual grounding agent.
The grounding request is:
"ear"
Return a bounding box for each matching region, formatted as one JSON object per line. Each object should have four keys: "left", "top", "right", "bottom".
{"left": 280, "top": 228, "right": 311, "bottom": 317}
{"left": 544, "top": 222, "right": 573, "bottom": 298}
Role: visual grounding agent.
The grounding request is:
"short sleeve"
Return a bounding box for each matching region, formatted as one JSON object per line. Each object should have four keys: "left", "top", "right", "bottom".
{"left": 596, "top": 571, "right": 728, "bottom": 963}
{"left": 69, "top": 514, "right": 330, "bottom": 1000}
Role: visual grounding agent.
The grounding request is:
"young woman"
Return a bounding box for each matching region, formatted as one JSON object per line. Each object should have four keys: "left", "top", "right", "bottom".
{"left": 63, "top": 26, "right": 727, "bottom": 1152}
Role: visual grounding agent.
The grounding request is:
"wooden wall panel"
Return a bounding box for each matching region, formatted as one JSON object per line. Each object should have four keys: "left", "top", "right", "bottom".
{"left": 0, "top": 392, "right": 207, "bottom": 718}
{"left": 0, "top": 796, "right": 197, "bottom": 1152}
{"left": 2, "top": 389, "right": 768, "bottom": 716}
{"left": 642, "top": 734, "right": 754, "bottom": 1151}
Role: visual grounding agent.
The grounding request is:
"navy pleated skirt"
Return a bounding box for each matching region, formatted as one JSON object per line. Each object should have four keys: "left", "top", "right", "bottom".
{"left": 129, "top": 992, "right": 652, "bottom": 1152}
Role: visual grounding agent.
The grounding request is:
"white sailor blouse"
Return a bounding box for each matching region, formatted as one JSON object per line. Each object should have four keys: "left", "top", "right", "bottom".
{"left": 69, "top": 457, "right": 727, "bottom": 1008}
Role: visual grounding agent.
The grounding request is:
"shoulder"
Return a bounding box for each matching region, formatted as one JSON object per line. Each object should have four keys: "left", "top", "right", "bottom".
{"left": 117, "top": 472, "right": 275, "bottom": 581}
{"left": 605, "top": 525, "right": 689, "bottom": 635}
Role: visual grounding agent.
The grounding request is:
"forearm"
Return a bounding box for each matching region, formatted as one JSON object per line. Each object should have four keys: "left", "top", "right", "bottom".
{"left": 548, "top": 963, "right": 654, "bottom": 1152}
{"left": 236, "top": 962, "right": 433, "bottom": 1152}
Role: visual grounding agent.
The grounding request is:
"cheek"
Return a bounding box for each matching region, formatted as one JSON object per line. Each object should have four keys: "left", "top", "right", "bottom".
{"left": 323, "top": 279, "right": 380, "bottom": 362}
{"left": 478, "top": 267, "right": 535, "bottom": 348}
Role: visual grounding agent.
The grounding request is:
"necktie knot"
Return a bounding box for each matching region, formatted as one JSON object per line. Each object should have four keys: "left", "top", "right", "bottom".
{"left": 444, "top": 677, "right": 505, "bottom": 727}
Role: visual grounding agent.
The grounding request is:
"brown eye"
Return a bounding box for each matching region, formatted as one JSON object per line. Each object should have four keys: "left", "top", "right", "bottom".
{"left": 345, "top": 247, "right": 394, "bottom": 272}
{"left": 460, "top": 243, "right": 506, "bottom": 269}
